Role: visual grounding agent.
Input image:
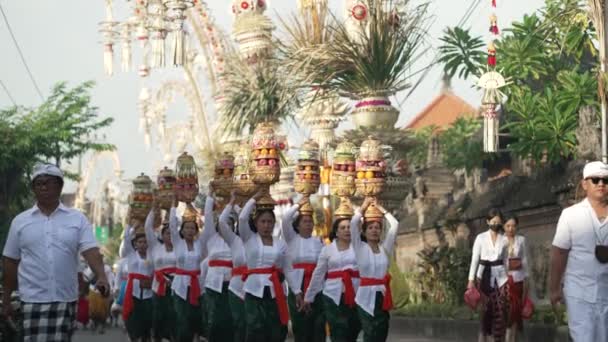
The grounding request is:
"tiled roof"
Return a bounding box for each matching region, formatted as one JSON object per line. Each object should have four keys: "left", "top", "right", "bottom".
{"left": 405, "top": 91, "right": 476, "bottom": 130}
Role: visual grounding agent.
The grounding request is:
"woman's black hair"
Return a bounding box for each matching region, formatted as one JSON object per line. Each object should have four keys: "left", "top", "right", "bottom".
{"left": 504, "top": 214, "right": 519, "bottom": 225}
{"left": 157, "top": 224, "right": 170, "bottom": 244}
{"left": 292, "top": 214, "right": 313, "bottom": 234}
{"left": 179, "top": 221, "right": 199, "bottom": 239}
{"left": 131, "top": 233, "right": 146, "bottom": 249}
{"left": 248, "top": 209, "right": 276, "bottom": 233}
{"left": 486, "top": 208, "right": 504, "bottom": 222}
{"left": 329, "top": 218, "right": 350, "bottom": 242}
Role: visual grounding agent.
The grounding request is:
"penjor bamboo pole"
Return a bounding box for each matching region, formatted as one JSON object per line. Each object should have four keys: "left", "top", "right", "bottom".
{"left": 602, "top": 0, "right": 608, "bottom": 162}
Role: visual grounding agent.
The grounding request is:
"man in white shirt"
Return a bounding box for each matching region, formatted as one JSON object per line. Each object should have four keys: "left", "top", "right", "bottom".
{"left": 551, "top": 161, "right": 608, "bottom": 342}
{"left": 1, "top": 163, "right": 109, "bottom": 342}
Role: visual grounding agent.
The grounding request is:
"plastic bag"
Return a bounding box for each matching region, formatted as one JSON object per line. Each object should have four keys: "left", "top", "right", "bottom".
{"left": 464, "top": 287, "right": 481, "bottom": 310}
{"left": 522, "top": 296, "right": 535, "bottom": 319}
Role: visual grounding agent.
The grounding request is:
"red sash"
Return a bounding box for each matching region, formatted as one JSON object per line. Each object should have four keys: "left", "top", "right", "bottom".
{"left": 243, "top": 266, "right": 289, "bottom": 325}
{"left": 154, "top": 267, "right": 177, "bottom": 297}
{"left": 231, "top": 266, "right": 247, "bottom": 277}
{"left": 174, "top": 268, "right": 201, "bottom": 306}
{"left": 327, "top": 269, "right": 360, "bottom": 307}
{"left": 208, "top": 259, "right": 234, "bottom": 268}
{"left": 122, "top": 273, "right": 153, "bottom": 321}
{"left": 293, "top": 262, "right": 316, "bottom": 294}
{"left": 359, "top": 274, "right": 393, "bottom": 311}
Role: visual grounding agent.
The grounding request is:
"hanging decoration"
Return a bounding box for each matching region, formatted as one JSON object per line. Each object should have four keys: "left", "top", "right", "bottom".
{"left": 99, "top": 0, "right": 119, "bottom": 76}
{"left": 164, "top": 0, "right": 195, "bottom": 66}
{"left": 119, "top": 22, "right": 133, "bottom": 72}
{"left": 148, "top": 0, "right": 168, "bottom": 68}
{"left": 480, "top": 0, "right": 504, "bottom": 153}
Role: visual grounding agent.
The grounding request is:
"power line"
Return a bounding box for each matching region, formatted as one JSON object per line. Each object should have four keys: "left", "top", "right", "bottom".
{"left": 0, "top": 2, "right": 44, "bottom": 102}
{"left": 0, "top": 79, "right": 17, "bottom": 106}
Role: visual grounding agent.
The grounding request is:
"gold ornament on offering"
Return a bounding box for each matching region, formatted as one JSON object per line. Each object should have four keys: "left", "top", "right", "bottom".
{"left": 250, "top": 123, "right": 283, "bottom": 209}
{"left": 233, "top": 142, "right": 258, "bottom": 204}
{"left": 334, "top": 197, "right": 354, "bottom": 219}
{"left": 182, "top": 205, "right": 199, "bottom": 224}
{"left": 156, "top": 166, "right": 176, "bottom": 210}
{"left": 211, "top": 152, "right": 235, "bottom": 198}
{"left": 294, "top": 139, "right": 321, "bottom": 217}
{"left": 363, "top": 201, "right": 385, "bottom": 223}
{"left": 175, "top": 152, "right": 199, "bottom": 203}
{"left": 129, "top": 173, "right": 154, "bottom": 221}
{"left": 355, "top": 136, "right": 386, "bottom": 198}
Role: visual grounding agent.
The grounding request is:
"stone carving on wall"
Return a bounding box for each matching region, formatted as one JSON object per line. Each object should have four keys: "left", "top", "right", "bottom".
{"left": 575, "top": 106, "right": 601, "bottom": 161}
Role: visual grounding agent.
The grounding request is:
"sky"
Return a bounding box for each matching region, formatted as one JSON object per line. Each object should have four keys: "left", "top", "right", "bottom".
{"left": 0, "top": 0, "right": 544, "bottom": 199}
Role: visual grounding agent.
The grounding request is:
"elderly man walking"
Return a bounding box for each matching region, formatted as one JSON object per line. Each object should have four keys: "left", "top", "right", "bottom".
{"left": 551, "top": 161, "right": 608, "bottom": 342}
{"left": 2, "top": 163, "right": 109, "bottom": 342}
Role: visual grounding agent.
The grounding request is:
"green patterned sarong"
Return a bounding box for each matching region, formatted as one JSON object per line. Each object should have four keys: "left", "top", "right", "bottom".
{"left": 153, "top": 291, "right": 175, "bottom": 340}
{"left": 357, "top": 292, "right": 389, "bottom": 342}
{"left": 206, "top": 282, "right": 234, "bottom": 341}
{"left": 174, "top": 291, "right": 202, "bottom": 342}
{"left": 244, "top": 288, "right": 288, "bottom": 342}
{"left": 125, "top": 297, "right": 153, "bottom": 340}
{"left": 288, "top": 290, "right": 326, "bottom": 342}
{"left": 229, "top": 291, "right": 246, "bottom": 342}
{"left": 323, "top": 294, "right": 361, "bottom": 342}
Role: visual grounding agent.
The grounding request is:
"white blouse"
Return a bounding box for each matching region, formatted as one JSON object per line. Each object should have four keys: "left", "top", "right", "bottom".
{"left": 304, "top": 241, "right": 360, "bottom": 305}
{"left": 281, "top": 204, "right": 324, "bottom": 294}
{"left": 239, "top": 199, "right": 298, "bottom": 298}
{"left": 507, "top": 235, "right": 529, "bottom": 283}
{"left": 197, "top": 197, "right": 233, "bottom": 293}
{"left": 468, "top": 230, "right": 508, "bottom": 288}
{"left": 169, "top": 206, "right": 205, "bottom": 301}
{"left": 350, "top": 210, "right": 399, "bottom": 316}
{"left": 126, "top": 254, "right": 154, "bottom": 299}
{"left": 144, "top": 210, "right": 177, "bottom": 294}
{"left": 219, "top": 204, "right": 247, "bottom": 299}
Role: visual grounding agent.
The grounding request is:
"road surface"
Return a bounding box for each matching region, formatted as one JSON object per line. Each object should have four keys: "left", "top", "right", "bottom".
{"left": 74, "top": 326, "right": 455, "bottom": 342}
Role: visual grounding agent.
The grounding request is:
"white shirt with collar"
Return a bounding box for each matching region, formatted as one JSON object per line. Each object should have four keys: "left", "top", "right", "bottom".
{"left": 238, "top": 199, "right": 298, "bottom": 298}
{"left": 467, "top": 230, "right": 508, "bottom": 288}
{"left": 281, "top": 204, "right": 324, "bottom": 294}
{"left": 304, "top": 240, "right": 360, "bottom": 305}
{"left": 2, "top": 203, "right": 98, "bottom": 303}
{"left": 169, "top": 206, "right": 204, "bottom": 301}
{"left": 219, "top": 204, "right": 247, "bottom": 299}
{"left": 507, "top": 235, "right": 529, "bottom": 283}
{"left": 350, "top": 209, "right": 399, "bottom": 316}
{"left": 553, "top": 198, "right": 608, "bottom": 303}
{"left": 144, "top": 210, "right": 177, "bottom": 294}
{"left": 198, "top": 197, "right": 233, "bottom": 294}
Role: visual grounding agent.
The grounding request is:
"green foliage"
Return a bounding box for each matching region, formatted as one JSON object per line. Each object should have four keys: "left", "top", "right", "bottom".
{"left": 220, "top": 57, "right": 299, "bottom": 136}
{"left": 395, "top": 303, "right": 477, "bottom": 320}
{"left": 438, "top": 27, "right": 486, "bottom": 81}
{"left": 288, "top": 0, "right": 430, "bottom": 97}
{"left": 405, "top": 125, "right": 436, "bottom": 168}
{"left": 437, "top": 0, "right": 599, "bottom": 166}
{"left": 438, "top": 117, "right": 486, "bottom": 172}
{"left": 0, "top": 81, "right": 114, "bottom": 250}
{"left": 416, "top": 245, "right": 472, "bottom": 306}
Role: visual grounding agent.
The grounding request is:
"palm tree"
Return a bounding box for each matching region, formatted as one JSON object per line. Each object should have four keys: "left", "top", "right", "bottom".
{"left": 437, "top": 27, "right": 485, "bottom": 81}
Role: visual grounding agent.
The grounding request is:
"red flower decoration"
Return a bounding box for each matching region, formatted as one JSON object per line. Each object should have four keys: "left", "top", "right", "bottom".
{"left": 258, "top": 0, "right": 265, "bottom": 8}
{"left": 352, "top": 4, "right": 367, "bottom": 21}
{"left": 241, "top": 1, "right": 249, "bottom": 10}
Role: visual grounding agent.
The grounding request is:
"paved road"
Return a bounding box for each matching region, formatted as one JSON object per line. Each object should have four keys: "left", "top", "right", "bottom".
{"left": 74, "top": 326, "right": 454, "bottom": 342}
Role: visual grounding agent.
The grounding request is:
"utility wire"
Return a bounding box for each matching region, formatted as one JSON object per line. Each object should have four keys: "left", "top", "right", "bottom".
{"left": 0, "top": 79, "right": 17, "bottom": 106}
{"left": 0, "top": 2, "right": 44, "bottom": 102}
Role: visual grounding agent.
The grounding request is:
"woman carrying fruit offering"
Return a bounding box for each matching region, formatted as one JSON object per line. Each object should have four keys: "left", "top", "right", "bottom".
{"left": 238, "top": 191, "right": 299, "bottom": 342}
{"left": 218, "top": 191, "right": 248, "bottom": 342}
{"left": 120, "top": 222, "right": 154, "bottom": 342}
{"left": 281, "top": 197, "right": 326, "bottom": 342}
{"left": 305, "top": 210, "right": 362, "bottom": 342}
{"left": 169, "top": 195, "right": 211, "bottom": 342}
{"left": 350, "top": 197, "right": 398, "bottom": 342}
{"left": 197, "top": 187, "right": 237, "bottom": 341}
{"left": 143, "top": 204, "right": 177, "bottom": 342}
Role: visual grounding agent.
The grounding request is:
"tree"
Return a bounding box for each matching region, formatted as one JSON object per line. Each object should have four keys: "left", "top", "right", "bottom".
{"left": 0, "top": 81, "right": 114, "bottom": 250}
{"left": 438, "top": 117, "right": 487, "bottom": 172}
{"left": 437, "top": 27, "right": 486, "bottom": 81}
{"left": 437, "top": 0, "right": 598, "bottom": 166}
